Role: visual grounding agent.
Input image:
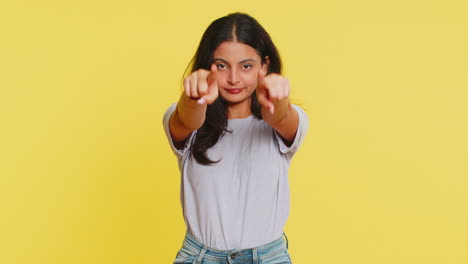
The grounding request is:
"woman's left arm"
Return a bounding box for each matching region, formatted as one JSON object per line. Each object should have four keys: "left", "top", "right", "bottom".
{"left": 256, "top": 72, "right": 299, "bottom": 145}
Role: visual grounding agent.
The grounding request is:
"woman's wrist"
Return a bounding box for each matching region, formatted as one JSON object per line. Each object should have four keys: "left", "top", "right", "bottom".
{"left": 262, "top": 99, "right": 291, "bottom": 126}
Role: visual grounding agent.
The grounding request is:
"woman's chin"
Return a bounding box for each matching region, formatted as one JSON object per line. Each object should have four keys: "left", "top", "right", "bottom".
{"left": 221, "top": 95, "right": 252, "bottom": 105}
{"left": 220, "top": 90, "right": 254, "bottom": 105}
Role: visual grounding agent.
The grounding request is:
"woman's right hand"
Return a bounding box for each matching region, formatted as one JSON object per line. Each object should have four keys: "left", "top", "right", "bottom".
{"left": 183, "top": 64, "right": 219, "bottom": 104}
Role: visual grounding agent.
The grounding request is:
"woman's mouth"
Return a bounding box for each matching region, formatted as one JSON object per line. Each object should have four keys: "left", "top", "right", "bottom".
{"left": 225, "top": 88, "right": 244, "bottom": 94}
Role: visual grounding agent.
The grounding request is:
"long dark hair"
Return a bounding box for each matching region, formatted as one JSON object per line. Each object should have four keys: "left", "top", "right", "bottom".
{"left": 186, "top": 12, "right": 282, "bottom": 165}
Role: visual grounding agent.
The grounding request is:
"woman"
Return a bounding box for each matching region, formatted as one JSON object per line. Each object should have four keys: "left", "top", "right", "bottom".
{"left": 163, "top": 12, "right": 308, "bottom": 264}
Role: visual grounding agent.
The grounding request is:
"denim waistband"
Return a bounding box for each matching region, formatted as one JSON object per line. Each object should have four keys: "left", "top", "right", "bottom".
{"left": 182, "top": 232, "right": 287, "bottom": 259}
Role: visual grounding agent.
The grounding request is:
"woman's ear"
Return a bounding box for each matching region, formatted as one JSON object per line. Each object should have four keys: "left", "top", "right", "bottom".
{"left": 262, "top": 56, "right": 270, "bottom": 74}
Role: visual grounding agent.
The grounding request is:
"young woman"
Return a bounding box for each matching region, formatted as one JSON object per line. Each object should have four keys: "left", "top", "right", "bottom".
{"left": 163, "top": 12, "right": 308, "bottom": 264}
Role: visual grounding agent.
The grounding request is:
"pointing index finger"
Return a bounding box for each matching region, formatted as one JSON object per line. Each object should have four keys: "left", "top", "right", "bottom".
{"left": 256, "top": 70, "right": 275, "bottom": 114}
{"left": 209, "top": 63, "right": 218, "bottom": 80}
{"left": 257, "top": 69, "right": 265, "bottom": 89}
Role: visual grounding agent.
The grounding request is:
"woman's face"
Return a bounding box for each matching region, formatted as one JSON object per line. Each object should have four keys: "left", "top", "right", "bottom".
{"left": 212, "top": 41, "right": 268, "bottom": 106}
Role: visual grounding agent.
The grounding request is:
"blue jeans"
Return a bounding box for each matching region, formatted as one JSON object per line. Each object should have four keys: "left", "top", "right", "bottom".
{"left": 173, "top": 232, "right": 292, "bottom": 264}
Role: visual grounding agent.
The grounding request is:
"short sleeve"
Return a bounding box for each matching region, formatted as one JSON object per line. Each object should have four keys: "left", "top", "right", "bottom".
{"left": 162, "top": 103, "right": 197, "bottom": 157}
{"left": 274, "top": 104, "right": 309, "bottom": 160}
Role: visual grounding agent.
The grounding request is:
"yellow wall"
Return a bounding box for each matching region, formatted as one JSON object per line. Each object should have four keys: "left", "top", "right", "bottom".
{"left": 1, "top": 1, "right": 467, "bottom": 263}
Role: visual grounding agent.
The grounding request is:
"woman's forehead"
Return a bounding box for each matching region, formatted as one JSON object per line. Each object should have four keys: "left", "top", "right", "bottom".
{"left": 213, "top": 41, "right": 260, "bottom": 62}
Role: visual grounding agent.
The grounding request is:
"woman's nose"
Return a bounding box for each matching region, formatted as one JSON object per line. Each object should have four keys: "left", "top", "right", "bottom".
{"left": 227, "top": 69, "right": 240, "bottom": 84}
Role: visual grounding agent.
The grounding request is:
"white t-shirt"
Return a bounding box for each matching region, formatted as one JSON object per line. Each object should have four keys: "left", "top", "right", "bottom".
{"left": 163, "top": 103, "right": 309, "bottom": 250}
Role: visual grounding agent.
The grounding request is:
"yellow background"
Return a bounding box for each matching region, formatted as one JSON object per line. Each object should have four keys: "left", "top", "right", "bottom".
{"left": 1, "top": 0, "right": 467, "bottom": 263}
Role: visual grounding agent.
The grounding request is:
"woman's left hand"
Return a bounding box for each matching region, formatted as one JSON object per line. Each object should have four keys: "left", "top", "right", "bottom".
{"left": 256, "top": 71, "right": 290, "bottom": 115}
{"left": 256, "top": 71, "right": 299, "bottom": 144}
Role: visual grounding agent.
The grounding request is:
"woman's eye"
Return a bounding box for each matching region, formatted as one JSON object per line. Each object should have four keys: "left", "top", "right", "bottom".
{"left": 217, "top": 64, "right": 226, "bottom": 69}
{"left": 242, "top": 64, "right": 252, "bottom": 69}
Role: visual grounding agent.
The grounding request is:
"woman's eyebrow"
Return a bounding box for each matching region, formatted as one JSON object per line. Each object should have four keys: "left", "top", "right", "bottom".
{"left": 213, "top": 58, "right": 257, "bottom": 64}
{"left": 239, "top": 59, "right": 256, "bottom": 64}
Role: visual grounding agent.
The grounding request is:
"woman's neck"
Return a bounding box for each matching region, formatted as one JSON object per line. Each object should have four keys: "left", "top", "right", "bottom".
{"left": 227, "top": 99, "right": 251, "bottom": 119}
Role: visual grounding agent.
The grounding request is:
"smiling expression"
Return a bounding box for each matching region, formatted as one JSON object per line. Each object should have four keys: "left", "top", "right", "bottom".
{"left": 213, "top": 41, "right": 268, "bottom": 107}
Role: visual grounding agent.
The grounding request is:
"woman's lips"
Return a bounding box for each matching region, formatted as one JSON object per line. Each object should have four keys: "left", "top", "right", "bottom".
{"left": 225, "top": 88, "right": 244, "bottom": 94}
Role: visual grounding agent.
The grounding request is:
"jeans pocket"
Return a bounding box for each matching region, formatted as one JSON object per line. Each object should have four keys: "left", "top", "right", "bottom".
{"left": 173, "top": 249, "right": 196, "bottom": 264}
{"left": 260, "top": 248, "right": 292, "bottom": 264}
{"left": 284, "top": 249, "right": 292, "bottom": 263}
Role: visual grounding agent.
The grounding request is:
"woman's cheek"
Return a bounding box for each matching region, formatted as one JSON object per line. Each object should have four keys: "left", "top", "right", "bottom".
{"left": 247, "top": 77, "right": 258, "bottom": 88}
{"left": 239, "top": 73, "right": 251, "bottom": 86}
{"left": 216, "top": 73, "right": 226, "bottom": 87}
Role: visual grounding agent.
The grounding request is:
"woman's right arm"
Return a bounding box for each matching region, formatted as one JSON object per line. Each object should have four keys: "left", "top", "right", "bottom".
{"left": 169, "top": 64, "right": 219, "bottom": 146}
